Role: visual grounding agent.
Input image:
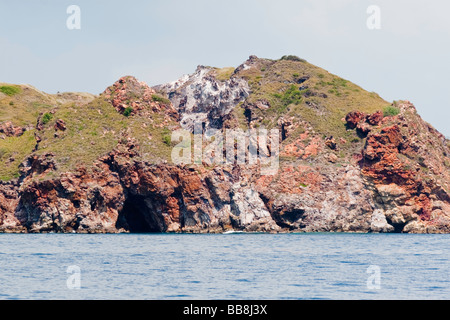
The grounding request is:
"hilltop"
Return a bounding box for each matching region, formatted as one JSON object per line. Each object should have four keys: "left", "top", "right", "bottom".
{"left": 0, "top": 55, "right": 449, "bottom": 233}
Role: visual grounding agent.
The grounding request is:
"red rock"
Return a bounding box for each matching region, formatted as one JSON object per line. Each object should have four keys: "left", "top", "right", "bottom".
{"left": 102, "top": 76, "right": 179, "bottom": 121}
{"left": 356, "top": 122, "right": 371, "bottom": 136}
{"left": 54, "top": 119, "right": 66, "bottom": 131}
{"left": 0, "top": 121, "right": 25, "bottom": 138}
{"left": 367, "top": 110, "right": 383, "bottom": 126}
{"left": 345, "top": 111, "right": 366, "bottom": 129}
{"left": 360, "top": 104, "right": 450, "bottom": 230}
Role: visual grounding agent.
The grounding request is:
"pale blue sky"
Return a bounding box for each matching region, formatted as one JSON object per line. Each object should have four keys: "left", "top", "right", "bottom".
{"left": 0, "top": 0, "right": 449, "bottom": 136}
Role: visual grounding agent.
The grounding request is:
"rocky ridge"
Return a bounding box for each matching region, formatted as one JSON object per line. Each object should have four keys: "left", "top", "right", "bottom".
{"left": 0, "top": 55, "right": 449, "bottom": 233}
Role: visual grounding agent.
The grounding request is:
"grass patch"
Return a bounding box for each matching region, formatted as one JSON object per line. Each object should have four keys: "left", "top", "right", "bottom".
{"left": 280, "top": 85, "right": 303, "bottom": 106}
{"left": 215, "top": 67, "right": 235, "bottom": 81}
{"left": 383, "top": 105, "right": 400, "bottom": 117}
{"left": 31, "top": 97, "right": 178, "bottom": 177}
{"left": 162, "top": 127, "right": 172, "bottom": 146}
{"left": 42, "top": 112, "right": 53, "bottom": 125}
{"left": 152, "top": 94, "right": 171, "bottom": 105}
{"left": 0, "top": 130, "right": 36, "bottom": 180}
{"left": 0, "top": 86, "right": 57, "bottom": 127}
{"left": 299, "top": 183, "right": 308, "bottom": 188}
{"left": 123, "top": 107, "right": 133, "bottom": 117}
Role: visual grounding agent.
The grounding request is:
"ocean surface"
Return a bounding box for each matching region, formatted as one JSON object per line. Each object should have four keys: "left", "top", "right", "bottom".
{"left": 0, "top": 233, "right": 448, "bottom": 300}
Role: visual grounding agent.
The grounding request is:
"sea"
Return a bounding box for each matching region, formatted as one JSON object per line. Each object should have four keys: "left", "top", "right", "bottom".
{"left": 0, "top": 233, "right": 448, "bottom": 300}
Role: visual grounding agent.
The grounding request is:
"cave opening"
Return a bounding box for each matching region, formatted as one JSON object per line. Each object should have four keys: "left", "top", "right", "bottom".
{"left": 116, "top": 194, "right": 162, "bottom": 233}
{"left": 385, "top": 217, "right": 407, "bottom": 233}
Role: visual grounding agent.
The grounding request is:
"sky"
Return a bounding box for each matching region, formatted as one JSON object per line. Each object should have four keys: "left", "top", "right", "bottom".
{"left": 0, "top": 0, "right": 449, "bottom": 136}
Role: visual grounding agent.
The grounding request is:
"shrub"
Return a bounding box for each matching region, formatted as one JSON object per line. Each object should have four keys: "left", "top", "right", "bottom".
{"left": 162, "top": 135, "right": 171, "bottom": 146}
{"left": 383, "top": 106, "right": 400, "bottom": 117}
{"left": 123, "top": 107, "right": 133, "bottom": 117}
{"left": 42, "top": 113, "right": 53, "bottom": 125}
{"left": 280, "top": 55, "right": 306, "bottom": 62}
{"left": 162, "top": 128, "right": 172, "bottom": 146}
{"left": 152, "top": 94, "right": 171, "bottom": 105}
{"left": 0, "top": 85, "right": 21, "bottom": 96}
{"left": 280, "top": 85, "right": 303, "bottom": 106}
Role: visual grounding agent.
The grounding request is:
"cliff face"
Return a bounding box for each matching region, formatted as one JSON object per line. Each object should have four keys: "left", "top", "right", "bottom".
{"left": 0, "top": 56, "right": 449, "bottom": 233}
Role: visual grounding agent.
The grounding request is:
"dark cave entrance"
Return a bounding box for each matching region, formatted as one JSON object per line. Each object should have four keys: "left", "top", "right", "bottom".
{"left": 385, "top": 217, "right": 407, "bottom": 233}
{"left": 116, "top": 194, "right": 162, "bottom": 233}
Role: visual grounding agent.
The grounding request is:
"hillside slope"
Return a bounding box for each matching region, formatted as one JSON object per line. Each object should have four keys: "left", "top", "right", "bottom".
{"left": 0, "top": 55, "right": 449, "bottom": 233}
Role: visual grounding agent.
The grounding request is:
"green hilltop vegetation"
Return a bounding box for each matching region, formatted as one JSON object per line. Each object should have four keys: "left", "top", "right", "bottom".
{"left": 229, "top": 56, "right": 390, "bottom": 158}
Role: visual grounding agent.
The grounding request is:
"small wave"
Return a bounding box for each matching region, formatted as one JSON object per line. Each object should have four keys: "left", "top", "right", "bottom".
{"left": 222, "top": 230, "right": 244, "bottom": 235}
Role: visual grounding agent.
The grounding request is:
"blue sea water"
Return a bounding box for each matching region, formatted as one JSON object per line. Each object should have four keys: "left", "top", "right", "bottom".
{"left": 0, "top": 233, "right": 448, "bottom": 300}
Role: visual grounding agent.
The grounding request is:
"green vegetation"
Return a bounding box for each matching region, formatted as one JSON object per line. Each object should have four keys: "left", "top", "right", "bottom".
{"left": 299, "top": 183, "right": 308, "bottom": 188}
{"left": 383, "top": 105, "right": 400, "bottom": 117}
{"left": 0, "top": 58, "right": 398, "bottom": 181}
{"left": 152, "top": 94, "right": 171, "bottom": 105}
{"left": 0, "top": 85, "right": 59, "bottom": 127}
{"left": 42, "top": 112, "right": 53, "bottom": 124}
{"left": 0, "top": 130, "right": 36, "bottom": 180}
{"left": 162, "top": 127, "right": 172, "bottom": 146}
{"left": 123, "top": 107, "right": 133, "bottom": 117}
{"left": 215, "top": 67, "right": 235, "bottom": 81}
{"left": 0, "top": 85, "right": 22, "bottom": 96}
{"left": 275, "top": 84, "right": 303, "bottom": 109}
{"left": 237, "top": 57, "right": 388, "bottom": 144}
{"left": 280, "top": 55, "right": 306, "bottom": 62}
{"left": 29, "top": 96, "right": 178, "bottom": 177}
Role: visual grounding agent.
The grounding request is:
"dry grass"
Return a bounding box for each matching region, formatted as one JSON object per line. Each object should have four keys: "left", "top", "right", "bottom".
{"left": 0, "top": 130, "right": 36, "bottom": 180}
{"left": 34, "top": 97, "right": 177, "bottom": 176}
{"left": 214, "top": 67, "right": 235, "bottom": 81}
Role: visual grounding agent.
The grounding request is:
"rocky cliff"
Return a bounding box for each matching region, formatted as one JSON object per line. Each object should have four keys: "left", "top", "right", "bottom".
{"left": 0, "top": 56, "right": 449, "bottom": 233}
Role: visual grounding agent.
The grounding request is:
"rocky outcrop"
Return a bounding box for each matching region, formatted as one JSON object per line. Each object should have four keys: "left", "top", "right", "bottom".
{"left": 0, "top": 121, "right": 26, "bottom": 139}
{"left": 1, "top": 57, "right": 449, "bottom": 234}
{"left": 345, "top": 110, "right": 383, "bottom": 137}
{"left": 347, "top": 101, "right": 450, "bottom": 233}
{"left": 154, "top": 66, "right": 250, "bottom": 131}
{"left": 2, "top": 139, "right": 281, "bottom": 233}
{"left": 0, "top": 180, "right": 23, "bottom": 232}
{"left": 103, "top": 76, "right": 179, "bottom": 121}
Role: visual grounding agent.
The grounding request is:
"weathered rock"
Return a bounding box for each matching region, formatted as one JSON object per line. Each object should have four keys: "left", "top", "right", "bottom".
{"left": 103, "top": 76, "right": 179, "bottom": 121}
{"left": 155, "top": 66, "right": 250, "bottom": 131}
{"left": 0, "top": 121, "right": 26, "bottom": 138}
{"left": 0, "top": 59, "right": 449, "bottom": 234}
{"left": 345, "top": 111, "right": 366, "bottom": 129}
{"left": 54, "top": 119, "right": 66, "bottom": 131}
{"left": 357, "top": 101, "right": 450, "bottom": 233}
{"left": 367, "top": 110, "right": 383, "bottom": 126}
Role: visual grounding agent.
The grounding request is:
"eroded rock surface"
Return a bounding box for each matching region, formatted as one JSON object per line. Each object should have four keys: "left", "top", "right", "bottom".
{"left": 1, "top": 57, "right": 449, "bottom": 234}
